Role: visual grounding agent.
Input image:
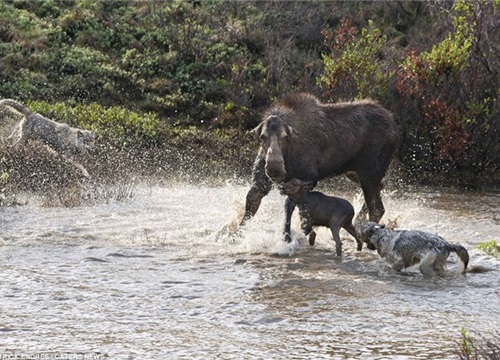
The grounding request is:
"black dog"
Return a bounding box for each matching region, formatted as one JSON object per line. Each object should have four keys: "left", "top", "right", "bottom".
{"left": 280, "top": 178, "right": 362, "bottom": 256}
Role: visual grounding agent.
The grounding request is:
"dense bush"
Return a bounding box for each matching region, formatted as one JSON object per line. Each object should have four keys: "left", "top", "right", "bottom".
{"left": 318, "top": 18, "right": 393, "bottom": 101}
{"left": 394, "top": 0, "right": 499, "bottom": 183}
{"left": 0, "top": 0, "right": 499, "bottom": 188}
{"left": 317, "top": 0, "right": 499, "bottom": 186}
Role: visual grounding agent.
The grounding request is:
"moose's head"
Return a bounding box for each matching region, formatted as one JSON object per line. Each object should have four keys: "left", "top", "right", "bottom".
{"left": 252, "top": 114, "right": 296, "bottom": 181}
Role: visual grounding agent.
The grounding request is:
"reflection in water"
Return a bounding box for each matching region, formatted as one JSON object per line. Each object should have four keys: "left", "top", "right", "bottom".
{"left": 1, "top": 184, "right": 499, "bottom": 358}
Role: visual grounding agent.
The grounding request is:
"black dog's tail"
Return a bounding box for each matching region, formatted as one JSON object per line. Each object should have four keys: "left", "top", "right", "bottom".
{"left": 448, "top": 244, "right": 469, "bottom": 274}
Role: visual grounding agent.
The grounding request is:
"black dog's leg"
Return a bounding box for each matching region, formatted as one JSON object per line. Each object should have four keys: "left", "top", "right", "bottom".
{"left": 329, "top": 226, "right": 343, "bottom": 257}
{"left": 300, "top": 211, "right": 315, "bottom": 246}
{"left": 344, "top": 222, "right": 363, "bottom": 251}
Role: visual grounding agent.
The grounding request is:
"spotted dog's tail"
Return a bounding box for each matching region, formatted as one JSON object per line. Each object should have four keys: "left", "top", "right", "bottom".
{"left": 0, "top": 99, "right": 33, "bottom": 117}
{"left": 448, "top": 244, "right": 469, "bottom": 274}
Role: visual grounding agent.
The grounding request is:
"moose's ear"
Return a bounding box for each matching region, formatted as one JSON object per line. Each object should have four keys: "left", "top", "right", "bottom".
{"left": 284, "top": 122, "right": 297, "bottom": 138}
{"left": 251, "top": 123, "right": 264, "bottom": 141}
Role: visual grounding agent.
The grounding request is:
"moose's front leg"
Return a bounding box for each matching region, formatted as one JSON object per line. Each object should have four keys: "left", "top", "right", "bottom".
{"left": 240, "top": 153, "right": 273, "bottom": 227}
{"left": 283, "top": 196, "right": 296, "bottom": 243}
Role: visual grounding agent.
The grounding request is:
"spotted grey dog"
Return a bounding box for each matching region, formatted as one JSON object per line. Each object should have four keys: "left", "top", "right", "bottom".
{"left": 1, "top": 99, "right": 95, "bottom": 177}
{"left": 280, "top": 178, "right": 362, "bottom": 256}
{"left": 359, "top": 222, "right": 469, "bottom": 276}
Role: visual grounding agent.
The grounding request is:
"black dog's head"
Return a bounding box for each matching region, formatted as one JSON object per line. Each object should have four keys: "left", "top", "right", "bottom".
{"left": 278, "top": 178, "right": 313, "bottom": 198}
{"left": 358, "top": 222, "right": 385, "bottom": 250}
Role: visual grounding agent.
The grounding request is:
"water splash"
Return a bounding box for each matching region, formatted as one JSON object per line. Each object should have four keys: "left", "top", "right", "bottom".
{"left": 1, "top": 182, "right": 499, "bottom": 358}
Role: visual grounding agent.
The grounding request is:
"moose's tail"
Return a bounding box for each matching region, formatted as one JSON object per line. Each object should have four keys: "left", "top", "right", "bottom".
{"left": 448, "top": 244, "right": 469, "bottom": 274}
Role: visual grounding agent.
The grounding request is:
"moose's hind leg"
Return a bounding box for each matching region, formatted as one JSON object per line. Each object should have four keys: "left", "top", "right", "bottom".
{"left": 308, "top": 230, "right": 316, "bottom": 246}
{"left": 358, "top": 176, "right": 385, "bottom": 223}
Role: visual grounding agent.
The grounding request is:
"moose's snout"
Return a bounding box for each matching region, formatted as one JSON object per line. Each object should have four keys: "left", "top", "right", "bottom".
{"left": 264, "top": 146, "right": 286, "bottom": 181}
{"left": 265, "top": 160, "right": 286, "bottom": 180}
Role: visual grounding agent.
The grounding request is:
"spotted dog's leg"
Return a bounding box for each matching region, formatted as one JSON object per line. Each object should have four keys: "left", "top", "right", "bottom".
{"left": 418, "top": 252, "right": 438, "bottom": 277}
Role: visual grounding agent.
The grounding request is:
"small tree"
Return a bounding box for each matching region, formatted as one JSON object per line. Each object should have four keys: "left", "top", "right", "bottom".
{"left": 395, "top": 0, "right": 499, "bottom": 183}
{"left": 318, "top": 18, "right": 393, "bottom": 102}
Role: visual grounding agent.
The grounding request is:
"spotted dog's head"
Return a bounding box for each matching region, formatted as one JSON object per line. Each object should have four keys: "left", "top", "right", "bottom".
{"left": 358, "top": 222, "right": 385, "bottom": 250}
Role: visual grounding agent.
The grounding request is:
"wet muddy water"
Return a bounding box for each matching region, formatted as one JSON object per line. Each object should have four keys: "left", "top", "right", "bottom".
{"left": 1, "top": 184, "right": 499, "bottom": 359}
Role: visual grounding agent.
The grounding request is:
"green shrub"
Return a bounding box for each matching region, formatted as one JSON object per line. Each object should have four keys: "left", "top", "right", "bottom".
{"left": 474, "top": 240, "right": 500, "bottom": 259}
{"left": 421, "top": 0, "right": 473, "bottom": 79}
{"left": 395, "top": 0, "right": 499, "bottom": 185}
{"left": 457, "top": 327, "right": 500, "bottom": 360}
{"left": 318, "top": 18, "right": 393, "bottom": 101}
{"left": 459, "top": 327, "right": 477, "bottom": 359}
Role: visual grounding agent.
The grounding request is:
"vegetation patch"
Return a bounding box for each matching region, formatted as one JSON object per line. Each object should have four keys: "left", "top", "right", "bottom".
{"left": 475, "top": 240, "right": 500, "bottom": 259}
{"left": 1, "top": 0, "right": 499, "bottom": 196}
{"left": 457, "top": 327, "right": 500, "bottom": 360}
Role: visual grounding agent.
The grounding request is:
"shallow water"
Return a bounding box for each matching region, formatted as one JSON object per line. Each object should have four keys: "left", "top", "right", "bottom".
{"left": 1, "top": 183, "right": 499, "bottom": 359}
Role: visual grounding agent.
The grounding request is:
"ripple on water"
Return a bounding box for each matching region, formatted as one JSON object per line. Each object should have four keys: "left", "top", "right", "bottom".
{"left": 0, "top": 184, "right": 499, "bottom": 358}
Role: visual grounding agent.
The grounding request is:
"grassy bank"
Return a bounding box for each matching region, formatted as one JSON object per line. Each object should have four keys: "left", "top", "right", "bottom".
{"left": 1, "top": 1, "right": 499, "bottom": 192}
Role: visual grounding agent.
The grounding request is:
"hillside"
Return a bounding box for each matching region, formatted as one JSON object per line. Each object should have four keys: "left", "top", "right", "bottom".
{"left": 0, "top": 0, "right": 499, "bottom": 194}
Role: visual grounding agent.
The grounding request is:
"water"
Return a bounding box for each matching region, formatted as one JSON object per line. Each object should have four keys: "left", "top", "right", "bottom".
{"left": 1, "top": 183, "right": 499, "bottom": 359}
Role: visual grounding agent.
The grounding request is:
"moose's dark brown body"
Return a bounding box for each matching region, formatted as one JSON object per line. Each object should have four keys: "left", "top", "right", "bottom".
{"left": 241, "top": 93, "right": 399, "bottom": 242}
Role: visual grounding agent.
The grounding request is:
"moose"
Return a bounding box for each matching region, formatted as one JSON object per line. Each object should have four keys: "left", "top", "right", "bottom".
{"left": 240, "top": 93, "right": 400, "bottom": 242}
